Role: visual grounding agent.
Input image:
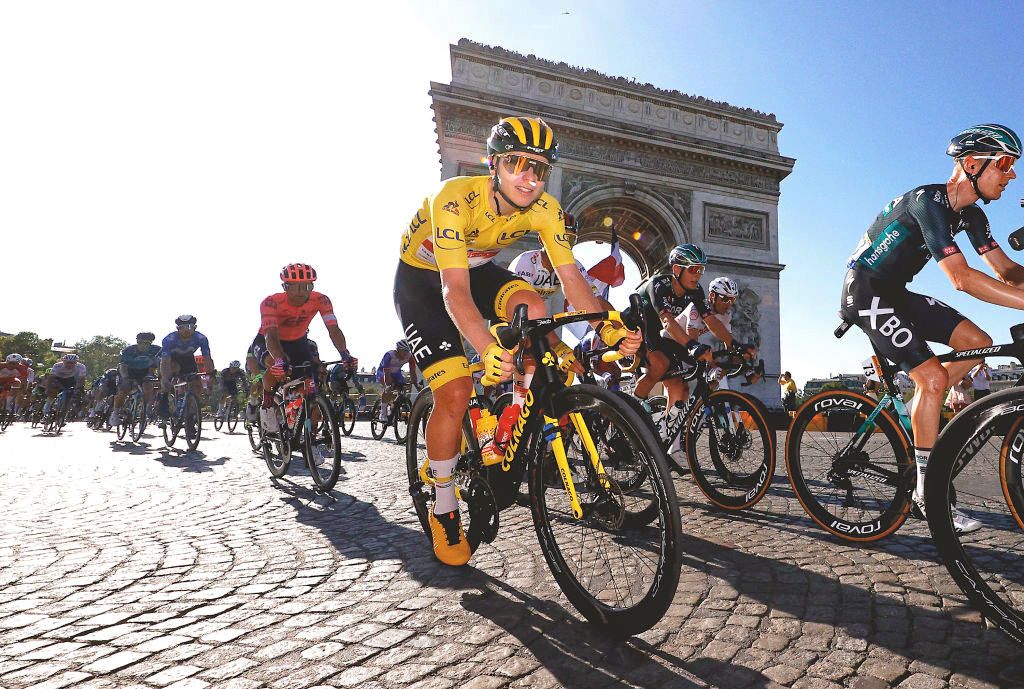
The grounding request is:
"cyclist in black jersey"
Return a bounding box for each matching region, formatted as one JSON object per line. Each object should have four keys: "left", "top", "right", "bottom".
{"left": 841, "top": 123, "right": 1021, "bottom": 532}
{"left": 624, "top": 244, "right": 731, "bottom": 409}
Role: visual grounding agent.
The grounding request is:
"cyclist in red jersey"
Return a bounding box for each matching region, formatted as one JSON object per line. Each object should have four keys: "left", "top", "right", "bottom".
{"left": 250, "top": 263, "right": 351, "bottom": 432}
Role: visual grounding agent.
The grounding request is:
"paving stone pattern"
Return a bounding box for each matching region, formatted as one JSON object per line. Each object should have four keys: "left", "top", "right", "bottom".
{"left": 0, "top": 423, "right": 1021, "bottom": 689}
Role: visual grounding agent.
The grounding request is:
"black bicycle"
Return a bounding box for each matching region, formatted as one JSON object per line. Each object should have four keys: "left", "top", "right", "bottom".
{"left": 924, "top": 322, "right": 1024, "bottom": 646}
{"left": 370, "top": 384, "right": 412, "bottom": 443}
{"left": 41, "top": 384, "right": 76, "bottom": 435}
{"left": 259, "top": 361, "right": 342, "bottom": 491}
{"left": 406, "top": 304, "right": 682, "bottom": 637}
{"left": 115, "top": 376, "right": 158, "bottom": 442}
{"left": 213, "top": 394, "right": 241, "bottom": 433}
{"left": 328, "top": 378, "right": 358, "bottom": 437}
{"left": 161, "top": 372, "right": 203, "bottom": 451}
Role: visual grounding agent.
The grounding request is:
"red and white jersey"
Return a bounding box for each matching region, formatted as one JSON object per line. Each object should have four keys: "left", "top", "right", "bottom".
{"left": 0, "top": 363, "right": 28, "bottom": 382}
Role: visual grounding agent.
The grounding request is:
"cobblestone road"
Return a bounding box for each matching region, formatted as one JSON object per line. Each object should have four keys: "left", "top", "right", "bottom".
{"left": 0, "top": 422, "right": 1021, "bottom": 689}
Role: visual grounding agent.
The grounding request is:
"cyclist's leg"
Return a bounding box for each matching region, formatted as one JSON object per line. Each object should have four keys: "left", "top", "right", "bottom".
{"left": 396, "top": 261, "right": 474, "bottom": 565}
{"left": 634, "top": 350, "right": 669, "bottom": 403}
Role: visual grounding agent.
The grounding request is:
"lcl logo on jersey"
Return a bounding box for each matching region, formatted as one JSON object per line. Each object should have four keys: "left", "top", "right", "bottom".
{"left": 464, "top": 190, "right": 481, "bottom": 208}
{"left": 498, "top": 229, "right": 528, "bottom": 244}
{"left": 434, "top": 228, "right": 464, "bottom": 250}
{"left": 554, "top": 232, "right": 573, "bottom": 249}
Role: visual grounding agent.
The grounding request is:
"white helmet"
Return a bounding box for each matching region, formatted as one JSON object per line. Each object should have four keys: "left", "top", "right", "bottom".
{"left": 709, "top": 277, "right": 739, "bottom": 299}
{"left": 5, "top": 353, "right": 23, "bottom": 363}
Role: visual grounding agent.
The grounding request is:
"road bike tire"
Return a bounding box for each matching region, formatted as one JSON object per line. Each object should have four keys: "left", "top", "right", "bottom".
{"left": 370, "top": 400, "right": 388, "bottom": 440}
{"left": 53, "top": 395, "right": 69, "bottom": 435}
{"left": 262, "top": 405, "right": 291, "bottom": 478}
{"left": 786, "top": 389, "right": 911, "bottom": 542}
{"left": 683, "top": 389, "right": 776, "bottom": 510}
{"left": 130, "top": 395, "right": 147, "bottom": 442}
{"left": 302, "top": 395, "right": 342, "bottom": 491}
{"left": 246, "top": 419, "right": 262, "bottom": 453}
{"left": 926, "top": 388, "right": 1024, "bottom": 647}
{"left": 339, "top": 397, "right": 356, "bottom": 436}
{"left": 393, "top": 396, "right": 412, "bottom": 444}
{"left": 163, "top": 398, "right": 180, "bottom": 447}
{"left": 116, "top": 406, "right": 129, "bottom": 440}
{"left": 528, "top": 383, "right": 682, "bottom": 637}
{"left": 184, "top": 395, "right": 202, "bottom": 451}
{"left": 213, "top": 411, "right": 224, "bottom": 431}
{"left": 227, "top": 399, "right": 239, "bottom": 433}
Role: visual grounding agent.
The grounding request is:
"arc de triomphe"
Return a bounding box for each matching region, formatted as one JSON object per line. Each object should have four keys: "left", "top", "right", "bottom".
{"left": 429, "top": 39, "right": 795, "bottom": 405}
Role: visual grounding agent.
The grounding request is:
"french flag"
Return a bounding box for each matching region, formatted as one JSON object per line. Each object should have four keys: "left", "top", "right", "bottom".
{"left": 586, "top": 227, "right": 625, "bottom": 298}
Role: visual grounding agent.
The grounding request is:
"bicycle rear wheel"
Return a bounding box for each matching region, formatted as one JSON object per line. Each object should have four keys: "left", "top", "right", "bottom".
{"left": 339, "top": 397, "right": 356, "bottom": 436}
{"left": 684, "top": 389, "right": 775, "bottom": 510}
{"left": 370, "top": 400, "right": 387, "bottom": 439}
{"left": 528, "top": 384, "right": 681, "bottom": 637}
{"left": 183, "top": 395, "right": 202, "bottom": 451}
{"left": 926, "top": 389, "right": 1024, "bottom": 646}
{"left": 393, "top": 396, "right": 412, "bottom": 443}
{"left": 302, "top": 395, "right": 342, "bottom": 491}
{"left": 786, "top": 390, "right": 911, "bottom": 541}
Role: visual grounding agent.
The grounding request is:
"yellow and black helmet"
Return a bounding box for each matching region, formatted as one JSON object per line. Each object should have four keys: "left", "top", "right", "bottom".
{"left": 487, "top": 116, "right": 559, "bottom": 163}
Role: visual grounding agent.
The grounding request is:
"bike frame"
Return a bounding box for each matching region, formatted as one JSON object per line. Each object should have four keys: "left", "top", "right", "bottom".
{"left": 833, "top": 320, "right": 1024, "bottom": 481}
{"left": 419, "top": 308, "right": 621, "bottom": 521}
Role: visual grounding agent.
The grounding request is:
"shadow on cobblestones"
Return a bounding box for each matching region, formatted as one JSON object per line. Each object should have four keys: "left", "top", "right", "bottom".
{"left": 152, "top": 448, "right": 228, "bottom": 472}
{"left": 277, "top": 482, "right": 472, "bottom": 588}
{"left": 680, "top": 532, "right": 1023, "bottom": 687}
{"left": 108, "top": 440, "right": 154, "bottom": 455}
{"left": 461, "top": 573, "right": 773, "bottom": 689}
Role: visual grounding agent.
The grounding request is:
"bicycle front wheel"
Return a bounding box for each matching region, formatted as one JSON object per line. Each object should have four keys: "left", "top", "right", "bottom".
{"left": 226, "top": 399, "right": 239, "bottom": 433}
{"left": 393, "top": 396, "right": 412, "bottom": 443}
{"left": 130, "top": 396, "right": 147, "bottom": 442}
{"left": 339, "top": 397, "right": 356, "bottom": 436}
{"left": 369, "top": 400, "right": 387, "bottom": 440}
{"left": 184, "top": 395, "right": 202, "bottom": 451}
{"left": 528, "top": 383, "right": 682, "bottom": 637}
{"left": 684, "top": 389, "right": 775, "bottom": 510}
{"left": 786, "top": 390, "right": 911, "bottom": 541}
{"left": 302, "top": 395, "right": 342, "bottom": 491}
{"left": 926, "top": 388, "right": 1024, "bottom": 646}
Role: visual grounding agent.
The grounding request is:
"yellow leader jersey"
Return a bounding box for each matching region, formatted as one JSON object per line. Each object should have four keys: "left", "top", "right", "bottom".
{"left": 399, "top": 176, "right": 576, "bottom": 272}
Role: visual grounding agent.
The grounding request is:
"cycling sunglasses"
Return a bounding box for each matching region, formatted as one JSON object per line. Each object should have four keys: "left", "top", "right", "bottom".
{"left": 499, "top": 154, "right": 552, "bottom": 182}
{"left": 973, "top": 154, "right": 1016, "bottom": 173}
{"left": 684, "top": 265, "right": 706, "bottom": 275}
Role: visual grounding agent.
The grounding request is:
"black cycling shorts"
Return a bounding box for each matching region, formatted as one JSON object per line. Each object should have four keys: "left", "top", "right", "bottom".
{"left": 249, "top": 334, "right": 317, "bottom": 371}
{"left": 167, "top": 353, "right": 199, "bottom": 377}
{"left": 393, "top": 260, "right": 532, "bottom": 391}
{"left": 118, "top": 368, "right": 150, "bottom": 392}
{"left": 840, "top": 268, "right": 967, "bottom": 372}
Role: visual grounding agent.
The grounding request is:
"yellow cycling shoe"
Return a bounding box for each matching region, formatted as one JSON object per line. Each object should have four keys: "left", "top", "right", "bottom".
{"left": 428, "top": 509, "right": 471, "bottom": 566}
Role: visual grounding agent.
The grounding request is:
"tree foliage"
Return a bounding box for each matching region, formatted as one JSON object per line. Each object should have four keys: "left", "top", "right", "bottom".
{"left": 0, "top": 331, "right": 57, "bottom": 369}
{"left": 73, "top": 335, "right": 128, "bottom": 380}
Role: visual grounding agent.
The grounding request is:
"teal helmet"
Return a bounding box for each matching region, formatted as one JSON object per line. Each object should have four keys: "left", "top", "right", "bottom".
{"left": 668, "top": 244, "right": 708, "bottom": 267}
{"left": 947, "top": 124, "right": 1021, "bottom": 204}
{"left": 947, "top": 124, "right": 1022, "bottom": 159}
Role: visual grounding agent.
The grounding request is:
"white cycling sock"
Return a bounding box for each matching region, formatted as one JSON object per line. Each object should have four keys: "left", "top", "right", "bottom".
{"left": 430, "top": 455, "right": 459, "bottom": 515}
{"left": 914, "top": 447, "right": 929, "bottom": 497}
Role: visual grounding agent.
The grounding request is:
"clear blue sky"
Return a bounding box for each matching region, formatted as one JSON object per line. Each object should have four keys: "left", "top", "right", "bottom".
{"left": 415, "top": 1, "right": 1024, "bottom": 383}
{"left": 2, "top": 2, "right": 1023, "bottom": 384}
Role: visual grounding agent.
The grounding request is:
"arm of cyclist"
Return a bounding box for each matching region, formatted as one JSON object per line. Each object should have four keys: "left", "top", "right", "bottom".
{"left": 703, "top": 314, "right": 734, "bottom": 349}
{"left": 938, "top": 253, "right": 1024, "bottom": 309}
{"left": 326, "top": 322, "right": 349, "bottom": 358}
{"left": 980, "top": 246, "right": 1024, "bottom": 288}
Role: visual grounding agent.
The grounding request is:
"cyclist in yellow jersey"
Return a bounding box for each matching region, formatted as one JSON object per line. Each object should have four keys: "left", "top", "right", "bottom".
{"left": 394, "top": 115, "right": 642, "bottom": 566}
